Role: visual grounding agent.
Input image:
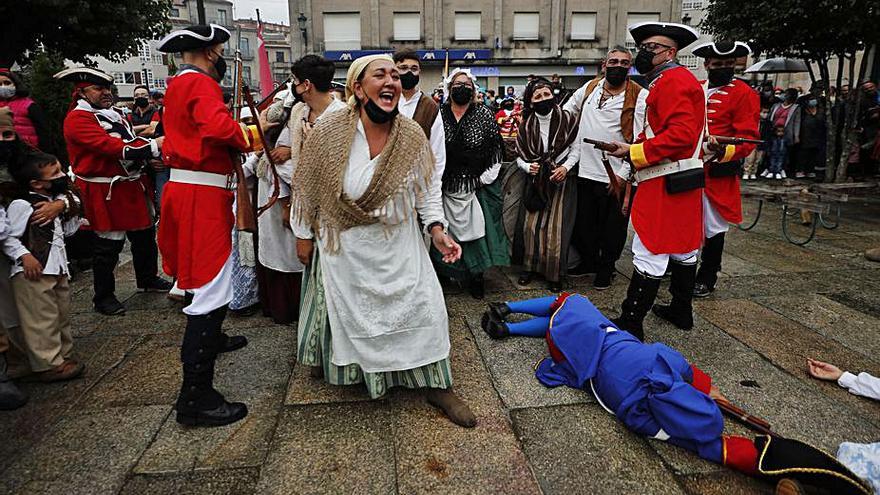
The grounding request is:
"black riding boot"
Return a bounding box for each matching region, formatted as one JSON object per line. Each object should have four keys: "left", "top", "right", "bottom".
{"left": 182, "top": 295, "right": 248, "bottom": 354}
{"left": 694, "top": 233, "right": 725, "bottom": 297}
{"left": 175, "top": 308, "right": 248, "bottom": 427}
{"left": 611, "top": 269, "right": 662, "bottom": 341}
{"left": 652, "top": 260, "right": 697, "bottom": 330}
{"left": 92, "top": 236, "right": 125, "bottom": 315}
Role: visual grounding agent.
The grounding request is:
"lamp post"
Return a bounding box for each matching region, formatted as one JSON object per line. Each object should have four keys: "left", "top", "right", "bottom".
{"left": 297, "top": 12, "right": 308, "bottom": 57}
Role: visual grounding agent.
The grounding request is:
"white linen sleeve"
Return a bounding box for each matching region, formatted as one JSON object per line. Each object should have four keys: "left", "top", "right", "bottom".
{"left": 838, "top": 371, "right": 880, "bottom": 401}
{"left": 430, "top": 112, "right": 446, "bottom": 180}
{"left": 2, "top": 200, "right": 33, "bottom": 261}
{"left": 516, "top": 157, "right": 532, "bottom": 173}
{"left": 242, "top": 152, "right": 259, "bottom": 178}
{"left": 563, "top": 83, "right": 587, "bottom": 115}
{"left": 479, "top": 161, "right": 502, "bottom": 185}
{"left": 290, "top": 206, "right": 314, "bottom": 240}
{"left": 414, "top": 144, "right": 446, "bottom": 229}
{"left": 633, "top": 88, "right": 649, "bottom": 141}
{"left": 274, "top": 127, "right": 294, "bottom": 188}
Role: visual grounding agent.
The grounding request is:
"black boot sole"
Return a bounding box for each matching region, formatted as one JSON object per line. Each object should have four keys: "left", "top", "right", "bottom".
{"left": 175, "top": 406, "right": 248, "bottom": 427}
{"left": 652, "top": 305, "right": 694, "bottom": 330}
{"left": 218, "top": 338, "right": 248, "bottom": 354}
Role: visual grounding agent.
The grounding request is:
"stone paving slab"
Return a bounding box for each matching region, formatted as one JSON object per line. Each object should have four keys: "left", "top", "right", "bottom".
{"left": 1, "top": 406, "right": 169, "bottom": 495}
{"left": 255, "top": 402, "right": 396, "bottom": 494}
{"left": 677, "top": 472, "right": 772, "bottom": 495}
{"left": 393, "top": 316, "right": 539, "bottom": 494}
{"left": 512, "top": 404, "right": 687, "bottom": 494}
{"left": 133, "top": 326, "right": 295, "bottom": 473}
{"left": 698, "top": 299, "right": 880, "bottom": 432}
{"left": 754, "top": 293, "right": 880, "bottom": 359}
{"left": 120, "top": 467, "right": 260, "bottom": 495}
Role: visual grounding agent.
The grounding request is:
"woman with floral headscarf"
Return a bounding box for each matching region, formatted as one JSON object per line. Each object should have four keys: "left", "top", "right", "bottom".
{"left": 513, "top": 77, "right": 580, "bottom": 292}
{"left": 431, "top": 68, "right": 507, "bottom": 299}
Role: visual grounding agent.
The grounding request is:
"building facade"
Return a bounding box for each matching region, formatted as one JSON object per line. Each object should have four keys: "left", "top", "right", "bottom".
{"left": 288, "top": 0, "right": 686, "bottom": 95}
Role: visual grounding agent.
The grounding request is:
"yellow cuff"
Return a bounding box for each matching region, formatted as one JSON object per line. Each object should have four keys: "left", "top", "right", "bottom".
{"left": 629, "top": 143, "right": 649, "bottom": 170}
{"left": 245, "top": 124, "right": 263, "bottom": 151}
{"left": 721, "top": 144, "right": 736, "bottom": 163}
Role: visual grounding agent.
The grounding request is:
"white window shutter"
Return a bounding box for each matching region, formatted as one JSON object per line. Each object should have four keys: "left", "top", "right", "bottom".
{"left": 571, "top": 12, "right": 597, "bottom": 40}
{"left": 324, "top": 12, "right": 362, "bottom": 50}
{"left": 394, "top": 12, "right": 420, "bottom": 41}
{"left": 513, "top": 13, "right": 539, "bottom": 40}
{"left": 455, "top": 12, "right": 481, "bottom": 41}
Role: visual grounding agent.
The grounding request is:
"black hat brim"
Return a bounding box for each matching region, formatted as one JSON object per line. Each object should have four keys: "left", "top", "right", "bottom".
{"left": 157, "top": 24, "right": 231, "bottom": 53}
{"left": 629, "top": 22, "right": 700, "bottom": 50}
{"left": 692, "top": 41, "right": 751, "bottom": 59}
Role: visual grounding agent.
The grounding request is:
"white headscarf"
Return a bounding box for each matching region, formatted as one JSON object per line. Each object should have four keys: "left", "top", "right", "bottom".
{"left": 443, "top": 68, "right": 478, "bottom": 99}
{"left": 344, "top": 54, "right": 394, "bottom": 107}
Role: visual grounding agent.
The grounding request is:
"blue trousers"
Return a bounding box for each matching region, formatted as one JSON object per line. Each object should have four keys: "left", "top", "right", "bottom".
{"left": 506, "top": 296, "right": 557, "bottom": 337}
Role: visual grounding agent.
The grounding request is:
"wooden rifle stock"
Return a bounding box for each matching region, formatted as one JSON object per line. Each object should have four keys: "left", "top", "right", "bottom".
{"left": 715, "top": 398, "right": 776, "bottom": 436}
{"left": 583, "top": 137, "right": 627, "bottom": 207}
{"left": 254, "top": 77, "right": 292, "bottom": 113}
{"left": 241, "top": 82, "right": 281, "bottom": 217}
{"left": 228, "top": 48, "right": 257, "bottom": 233}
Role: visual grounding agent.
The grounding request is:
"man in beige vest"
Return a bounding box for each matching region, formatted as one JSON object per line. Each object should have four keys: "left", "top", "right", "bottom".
{"left": 393, "top": 49, "right": 445, "bottom": 181}
{"left": 562, "top": 46, "right": 648, "bottom": 289}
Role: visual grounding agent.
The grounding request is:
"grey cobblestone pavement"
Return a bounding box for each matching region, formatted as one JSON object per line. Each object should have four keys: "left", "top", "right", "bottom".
{"left": 2, "top": 195, "right": 879, "bottom": 494}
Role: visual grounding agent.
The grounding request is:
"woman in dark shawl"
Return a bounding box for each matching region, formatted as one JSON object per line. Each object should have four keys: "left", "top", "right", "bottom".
{"left": 430, "top": 68, "right": 508, "bottom": 299}
{"left": 513, "top": 77, "right": 580, "bottom": 292}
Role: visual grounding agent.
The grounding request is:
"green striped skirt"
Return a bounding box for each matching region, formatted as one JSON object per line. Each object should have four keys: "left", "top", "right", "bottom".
{"left": 296, "top": 248, "right": 453, "bottom": 399}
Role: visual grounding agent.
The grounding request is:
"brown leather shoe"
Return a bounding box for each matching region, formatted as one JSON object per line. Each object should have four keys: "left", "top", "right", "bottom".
{"left": 865, "top": 247, "right": 880, "bottom": 262}
{"left": 37, "top": 360, "right": 85, "bottom": 383}
{"left": 426, "top": 388, "right": 477, "bottom": 428}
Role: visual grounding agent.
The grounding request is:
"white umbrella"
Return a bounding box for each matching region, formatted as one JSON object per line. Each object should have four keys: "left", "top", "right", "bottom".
{"left": 744, "top": 57, "right": 809, "bottom": 74}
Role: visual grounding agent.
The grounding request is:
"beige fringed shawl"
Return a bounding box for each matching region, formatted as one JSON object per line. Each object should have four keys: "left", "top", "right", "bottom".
{"left": 291, "top": 106, "right": 434, "bottom": 252}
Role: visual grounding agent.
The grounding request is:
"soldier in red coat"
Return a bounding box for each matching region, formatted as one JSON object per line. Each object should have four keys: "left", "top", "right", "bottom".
{"left": 157, "top": 24, "right": 263, "bottom": 427}
{"left": 607, "top": 22, "right": 704, "bottom": 340}
{"left": 54, "top": 68, "right": 172, "bottom": 316}
{"left": 691, "top": 41, "right": 761, "bottom": 298}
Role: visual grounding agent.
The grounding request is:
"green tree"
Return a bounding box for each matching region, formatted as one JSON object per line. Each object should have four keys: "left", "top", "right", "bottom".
{"left": 23, "top": 52, "right": 72, "bottom": 164}
{"left": 0, "top": 0, "right": 172, "bottom": 67}
{"left": 702, "top": 0, "right": 880, "bottom": 182}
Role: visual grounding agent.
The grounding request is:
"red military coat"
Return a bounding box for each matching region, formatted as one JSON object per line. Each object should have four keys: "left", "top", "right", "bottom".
{"left": 64, "top": 104, "right": 155, "bottom": 232}
{"left": 158, "top": 70, "right": 257, "bottom": 289}
{"left": 628, "top": 66, "right": 705, "bottom": 255}
{"left": 703, "top": 79, "right": 760, "bottom": 224}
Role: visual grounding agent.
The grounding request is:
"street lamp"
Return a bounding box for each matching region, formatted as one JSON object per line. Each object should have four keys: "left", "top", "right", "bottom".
{"left": 297, "top": 12, "right": 308, "bottom": 57}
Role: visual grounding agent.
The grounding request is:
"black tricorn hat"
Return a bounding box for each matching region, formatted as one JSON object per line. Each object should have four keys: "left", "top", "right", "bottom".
{"left": 52, "top": 67, "right": 114, "bottom": 86}
{"left": 692, "top": 41, "right": 752, "bottom": 59}
{"left": 628, "top": 21, "right": 700, "bottom": 50}
{"left": 157, "top": 24, "right": 231, "bottom": 53}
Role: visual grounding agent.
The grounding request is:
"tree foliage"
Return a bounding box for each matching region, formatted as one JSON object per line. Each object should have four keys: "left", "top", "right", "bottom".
{"left": 703, "top": 0, "right": 880, "bottom": 182}
{"left": 0, "top": 0, "right": 172, "bottom": 67}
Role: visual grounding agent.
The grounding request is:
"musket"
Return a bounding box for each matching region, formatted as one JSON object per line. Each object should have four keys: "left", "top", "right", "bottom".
{"left": 255, "top": 76, "right": 293, "bottom": 112}
{"left": 241, "top": 77, "right": 282, "bottom": 217}
{"left": 706, "top": 135, "right": 765, "bottom": 146}
{"left": 715, "top": 397, "right": 777, "bottom": 437}
{"left": 230, "top": 48, "right": 257, "bottom": 233}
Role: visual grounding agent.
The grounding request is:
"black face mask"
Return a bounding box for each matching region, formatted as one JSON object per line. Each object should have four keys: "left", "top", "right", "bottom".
{"left": 450, "top": 86, "right": 474, "bottom": 105}
{"left": 362, "top": 97, "right": 398, "bottom": 124}
{"left": 532, "top": 99, "right": 554, "bottom": 116}
{"left": 605, "top": 66, "right": 629, "bottom": 86}
{"left": 213, "top": 55, "right": 227, "bottom": 82}
{"left": 707, "top": 67, "right": 735, "bottom": 88}
{"left": 0, "top": 140, "right": 17, "bottom": 166}
{"left": 134, "top": 97, "right": 149, "bottom": 108}
{"left": 399, "top": 72, "right": 419, "bottom": 91}
{"left": 48, "top": 177, "right": 69, "bottom": 196}
{"left": 291, "top": 82, "right": 304, "bottom": 102}
{"left": 634, "top": 49, "right": 658, "bottom": 75}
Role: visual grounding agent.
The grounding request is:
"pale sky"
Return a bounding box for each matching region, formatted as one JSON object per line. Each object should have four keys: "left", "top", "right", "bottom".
{"left": 233, "top": 0, "right": 290, "bottom": 25}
